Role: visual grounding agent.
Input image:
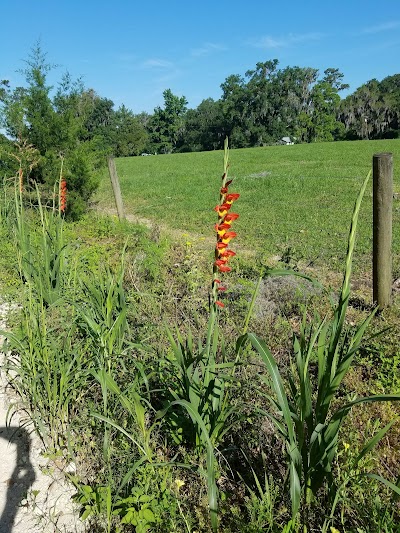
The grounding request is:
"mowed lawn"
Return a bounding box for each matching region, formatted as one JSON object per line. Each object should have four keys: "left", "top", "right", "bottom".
{"left": 96, "top": 140, "right": 400, "bottom": 275}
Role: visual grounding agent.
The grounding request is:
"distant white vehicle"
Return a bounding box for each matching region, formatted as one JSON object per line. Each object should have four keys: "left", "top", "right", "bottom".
{"left": 280, "top": 137, "right": 294, "bottom": 145}
{"left": 141, "top": 153, "right": 151, "bottom": 156}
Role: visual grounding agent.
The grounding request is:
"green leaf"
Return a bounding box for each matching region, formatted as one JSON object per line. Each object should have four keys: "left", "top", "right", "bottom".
{"left": 289, "top": 461, "right": 301, "bottom": 521}
{"left": 141, "top": 508, "right": 156, "bottom": 522}
{"left": 248, "top": 333, "right": 297, "bottom": 446}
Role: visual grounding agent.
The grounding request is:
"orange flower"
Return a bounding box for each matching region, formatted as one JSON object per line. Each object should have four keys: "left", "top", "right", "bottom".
{"left": 217, "top": 264, "right": 231, "bottom": 273}
{"left": 215, "top": 223, "right": 230, "bottom": 236}
{"left": 225, "top": 193, "right": 240, "bottom": 205}
{"left": 214, "top": 203, "right": 231, "bottom": 217}
{"left": 216, "top": 242, "right": 228, "bottom": 251}
{"left": 221, "top": 231, "right": 237, "bottom": 244}
{"left": 215, "top": 259, "right": 231, "bottom": 272}
{"left": 224, "top": 213, "right": 239, "bottom": 224}
{"left": 215, "top": 300, "right": 225, "bottom": 308}
{"left": 219, "top": 250, "right": 236, "bottom": 258}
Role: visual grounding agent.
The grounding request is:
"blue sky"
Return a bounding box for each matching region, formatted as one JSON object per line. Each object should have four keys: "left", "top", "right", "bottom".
{"left": 1, "top": 0, "right": 400, "bottom": 113}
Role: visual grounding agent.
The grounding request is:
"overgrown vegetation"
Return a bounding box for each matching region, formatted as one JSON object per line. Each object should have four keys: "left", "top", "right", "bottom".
{"left": 0, "top": 141, "right": 399, "bottom": 532}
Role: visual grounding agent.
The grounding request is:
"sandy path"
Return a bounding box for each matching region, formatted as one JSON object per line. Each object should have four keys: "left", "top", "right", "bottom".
{"left": 0, "top": 302, "right": 84, "bottom": 533}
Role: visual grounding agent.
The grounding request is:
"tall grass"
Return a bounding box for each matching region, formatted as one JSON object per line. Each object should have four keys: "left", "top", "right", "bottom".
{"left": 2, "top": 185, "right": 86, "bottom": 447}
{"left": 3, "top": 291, "right": 88, "bottom": 447}
{"left": 14, "top": 184, "right": 67, "bottom": 306}
{"left": 77, "top": 254, "right": 128, "bottom": 371}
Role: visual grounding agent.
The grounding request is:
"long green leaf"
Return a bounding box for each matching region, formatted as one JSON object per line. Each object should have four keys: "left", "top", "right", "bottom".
{"left": 91, "top": 412, "right": 148, "bottom": 458}
{"left": 248, "top": 332, "right": 302, "bottom": 519}
{"left": 289, "top": 461, "right": 301, "bottom": 521}
{"left": 248, "top": 333, "right": 297, "bottom": 445}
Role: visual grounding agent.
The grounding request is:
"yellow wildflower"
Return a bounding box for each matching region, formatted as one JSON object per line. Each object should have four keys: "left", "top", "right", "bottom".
{"left": 175, "top": 479, "right": 185, "bottom": 491}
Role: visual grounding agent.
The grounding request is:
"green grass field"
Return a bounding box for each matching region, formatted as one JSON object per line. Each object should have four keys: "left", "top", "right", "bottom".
{"left": 96, "top": 140, "right": 400, "bottom": 276}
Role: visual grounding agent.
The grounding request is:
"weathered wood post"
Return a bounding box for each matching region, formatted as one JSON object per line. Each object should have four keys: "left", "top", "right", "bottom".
{"left": 373, "top": 152, "right": 393, "bottom": 309}
{"left": 107, "top": 156, "right": 125, "bottom": 221}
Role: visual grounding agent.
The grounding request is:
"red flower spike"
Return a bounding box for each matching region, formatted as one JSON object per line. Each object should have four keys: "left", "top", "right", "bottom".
{"left": 60, "top": 178, "right": 67, "bottom": 213}
{"left": 211, "top": 141, "right": 238, "bottom": 308}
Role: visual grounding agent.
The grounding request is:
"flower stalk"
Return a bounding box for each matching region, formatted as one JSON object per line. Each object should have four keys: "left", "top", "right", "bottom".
{"left": 211, "top": 138, "right": 239, "bottom": 309}
{"left": 59, "top": 158, "right": 67, "bottom": 215}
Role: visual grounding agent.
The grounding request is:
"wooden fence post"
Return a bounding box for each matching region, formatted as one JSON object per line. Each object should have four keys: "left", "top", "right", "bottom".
{"left": 373, "top": 152, "right": 393, "bottom": 309}
{"left": 107, "top": 157, "right": 125, "bottom": 221}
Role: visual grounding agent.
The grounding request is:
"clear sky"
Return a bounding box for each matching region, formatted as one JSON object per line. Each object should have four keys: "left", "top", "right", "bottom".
{"left": 1, "top": 0, "right": 400, "bottom": 113}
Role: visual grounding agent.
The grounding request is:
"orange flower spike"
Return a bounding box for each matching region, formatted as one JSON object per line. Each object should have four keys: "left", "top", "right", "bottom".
{"left": 211, "top": 138, "right": 238, "bottom": 308}
{"left": 60, "top": 178, "right": 67, "bottom": 213}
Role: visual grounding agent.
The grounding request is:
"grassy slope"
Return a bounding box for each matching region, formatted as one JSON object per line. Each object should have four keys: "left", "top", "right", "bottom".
{"left": 95, "top": 140, "right": 400, "bottom": 275}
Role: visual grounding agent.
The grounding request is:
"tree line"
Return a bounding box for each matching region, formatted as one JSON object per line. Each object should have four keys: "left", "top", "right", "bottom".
{"left": 1, "top": 45, "right": 399, "bottom": 217}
